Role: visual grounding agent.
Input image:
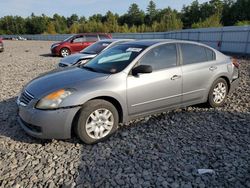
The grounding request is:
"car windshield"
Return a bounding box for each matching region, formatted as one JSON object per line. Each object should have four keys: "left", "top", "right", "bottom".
{"left": 80, "top": 41, "right": 112, "bottom": 54}
{"left": 82, "top": 44, "right": 147, "bottom": 74}
{"left": 63, "top": 35, "right": 74, "bottom": 42}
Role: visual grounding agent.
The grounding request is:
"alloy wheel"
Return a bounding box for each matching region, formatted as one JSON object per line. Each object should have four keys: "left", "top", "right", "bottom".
{"left": 61, "top": 49, "right": 69, "bottom": 57}
{"left": 85, "top": 108, "right": 114, "bottom": 139}
{"left": 212, "top": 82, "right": 227, "bottom": 104}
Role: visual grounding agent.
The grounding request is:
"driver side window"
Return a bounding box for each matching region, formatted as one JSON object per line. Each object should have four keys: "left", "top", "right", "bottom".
{"left": 139, "top": 44, "right": 177, "bottom": 71}
{"left": 73, "top": 36, "right": 85, "bottom": 43}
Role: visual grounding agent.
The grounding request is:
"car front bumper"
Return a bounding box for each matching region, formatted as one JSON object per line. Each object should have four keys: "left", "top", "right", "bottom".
{"left": 51, "top": 47, "right": 60, "bottom": 56}
{"left": 17, "top": 105, "right": 81, "bottom": 139}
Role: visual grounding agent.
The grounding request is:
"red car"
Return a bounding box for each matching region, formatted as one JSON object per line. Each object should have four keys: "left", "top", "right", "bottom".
{"left": 51, "top": 33, "right": 112, "bottom": 57}
{"left": 0, "top": 38, "right": 4, "bottom": 52}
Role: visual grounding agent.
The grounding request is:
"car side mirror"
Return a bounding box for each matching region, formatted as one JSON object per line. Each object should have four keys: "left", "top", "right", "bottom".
{"left": 132, "top": 65, "right": 152, "bottom": 76}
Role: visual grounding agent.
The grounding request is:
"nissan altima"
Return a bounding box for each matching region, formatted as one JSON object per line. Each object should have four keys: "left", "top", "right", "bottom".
{"left": 17, "top": 40, "right": 239, "bottom": 144}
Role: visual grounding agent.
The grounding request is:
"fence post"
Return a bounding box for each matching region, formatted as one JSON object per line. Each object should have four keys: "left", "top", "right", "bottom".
{"left": 244, "top": 29, "right": 250, "bottom": 55}
{"left": 219, "top": 28, "right": 224, "bottom": 51}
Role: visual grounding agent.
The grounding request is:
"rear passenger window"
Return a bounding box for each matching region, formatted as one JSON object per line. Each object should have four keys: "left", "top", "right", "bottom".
{"left": 205, "top": 48, "right": 216, "bottom": 61}
{"left": 86, "top": 35, "right": 98, "bottom": 41}
{"left": 181, "top": 44, "right": 213, "bottom": 65}
{"left": 140, "top": 44, "right": 177, "bottom": 71}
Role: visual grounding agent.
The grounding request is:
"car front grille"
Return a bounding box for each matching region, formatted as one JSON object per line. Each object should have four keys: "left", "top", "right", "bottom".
{"left": 19, "top": 90, "right": 34, "bottom": 106}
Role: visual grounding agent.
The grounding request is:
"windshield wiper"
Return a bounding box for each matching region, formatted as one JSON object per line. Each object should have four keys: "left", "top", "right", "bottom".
{"left": 81, "top": 51, "right": 96, "bottom": 54}
{"left": 81, "top": 65, "right": 98, "bottom": 72}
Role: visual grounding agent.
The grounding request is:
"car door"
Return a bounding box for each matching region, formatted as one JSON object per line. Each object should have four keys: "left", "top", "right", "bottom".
{"left": 127, "top": 43, "right": 182, "bottom": 115}
{"left": 179, "top": 43, "right": 217, "bottom": 104}
{"left": 71, "top": 35, "right": 85, "bottom": 52}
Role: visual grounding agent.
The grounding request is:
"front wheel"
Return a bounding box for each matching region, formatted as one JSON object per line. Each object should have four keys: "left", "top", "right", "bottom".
{"left": 60, "top": 48, "right": 70, "bottom": 57}
{"left": 208, "top": 78, "right": 228, "bottom": 107}
{"left": 75, "top": 99, "right": 119, "bottom": 144}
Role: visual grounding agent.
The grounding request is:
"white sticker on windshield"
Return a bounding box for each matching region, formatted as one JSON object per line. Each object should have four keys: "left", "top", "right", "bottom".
{"left": 126, "top": 48, "right": 142, "bottom": 52}
{"left": 102, "top": 43, "right": 109, "bottom": 47}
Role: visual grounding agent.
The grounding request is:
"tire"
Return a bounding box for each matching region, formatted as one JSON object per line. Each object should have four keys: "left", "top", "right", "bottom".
{"left": 75, "top": 99, "right": 119, "bottom": 144}
{"left": 208, "top": 78, "right": 228, "bottom": 108}
{"left": 60, "top": 48, "right": 70, "bottom": 57}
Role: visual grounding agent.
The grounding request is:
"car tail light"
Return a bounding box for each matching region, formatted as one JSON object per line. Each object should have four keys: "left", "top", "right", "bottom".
{"left": 231, "top": 57, "right": 239, "bottom": 68}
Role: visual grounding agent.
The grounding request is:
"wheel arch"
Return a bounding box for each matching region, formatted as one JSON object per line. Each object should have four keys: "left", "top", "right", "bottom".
{"left": 90, "top": 96, "right": 124, "bottom": 123}
{"left": 205, "top": 74, "right": 230, "bottom": 103}
{"left": 71, "top": 96, "right": 124, "bottom": 137}
{"left": 219, "top": 76, "right": 231, "bottom": 92}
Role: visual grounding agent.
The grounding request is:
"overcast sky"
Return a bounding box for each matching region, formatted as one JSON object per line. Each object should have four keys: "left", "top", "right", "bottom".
{"left": 0, "top": 0, "right": 208, "bottom": 18}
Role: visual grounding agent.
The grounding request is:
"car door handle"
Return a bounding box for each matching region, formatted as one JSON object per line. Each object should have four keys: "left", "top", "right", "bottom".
{"left": 209, "top": 66, "right": 217, "bottom": 71}
{"left": 171, "top": 75, "right": 181, "bottom": 80}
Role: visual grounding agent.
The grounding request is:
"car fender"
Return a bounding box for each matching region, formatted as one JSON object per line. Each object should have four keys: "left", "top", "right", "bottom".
{"left": 58, "top": 43, "right": 73, "bottom": 52}
{"left": 205, "top": 71, "right": 231, "bottom": 97}
{"left": 75, "top": 90, "right": 128, "bottom": 123}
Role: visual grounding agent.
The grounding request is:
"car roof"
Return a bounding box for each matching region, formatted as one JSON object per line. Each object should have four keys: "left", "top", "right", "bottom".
{"left": 75, "top": 33, "right": 110, "bottom": 35}
{"left": 118, "top": 39, "right": 176, "bottom": 47}
{"left": 118, "top": 39, "right": 214, "bottom": 48}
{"left": 98, "top": 39, "right": 134, "bottom": 43}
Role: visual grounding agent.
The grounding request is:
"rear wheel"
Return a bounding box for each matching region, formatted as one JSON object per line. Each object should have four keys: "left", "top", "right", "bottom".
{"left": 75, "top": 99, "right": 119, "bottom": 144}
{"left": 208, "top": 78, "right": 228, "bottom": 107}
{"left": 60, "top": 48, "right": 70, "bottom": 57}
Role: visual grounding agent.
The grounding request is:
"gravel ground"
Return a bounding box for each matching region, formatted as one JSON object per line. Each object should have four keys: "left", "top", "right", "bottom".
{"left": 0, "top": 40, "right": 249, "bottom": 188}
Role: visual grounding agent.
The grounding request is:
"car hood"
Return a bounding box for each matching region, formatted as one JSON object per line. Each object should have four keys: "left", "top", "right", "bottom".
{"left": 60, "top": 53, "right": 96, "bottom": 65}
{"left": 25, "top": 67, "right": 109, "bottom": 98}
{"left": 51, "top": 42, "right": 63, "bottom": 48}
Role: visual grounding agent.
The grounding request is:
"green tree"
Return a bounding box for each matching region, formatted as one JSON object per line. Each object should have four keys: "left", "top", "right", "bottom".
{"left": 192, "top": 14, "right": 222, "bottom": 28}
{"left": 67, "top": 14, "right": 79, "bottom": 27}
{"left": 52, "top": 14, "right": 68, "bottom": 34}
{"left": 46, "top": 22, "right": 56, "bottom": 34}
{"left": 103, "top": 11, "right": 119, "bottom": 32}
{"left": 158, "top": 8, "right": 183, "bottom": 31}
{"left": 0, "top": 16, "right": 26, "bottom": 34}
{"left": 68, "top": 23, "right": 79, "bottom": 34}
{"left": 25, "top": 14, "right": 47, "bottom": 34}
{"left": 145, "top": 1, "right": 158, "bottom": 25}
{"left": 126, "top": 3, "right": 145, "bottom": 26}
{"left": 89, "top": 14, "right": 103, "bottom": 22}
{"left": 230, "top": 0, "right": 250, "bottom": 25}
{"left": 235, "top": 20, "right": 250, "bottom": 26}
{"left": 181, "top": 0, "right": 201, "bottom": 28}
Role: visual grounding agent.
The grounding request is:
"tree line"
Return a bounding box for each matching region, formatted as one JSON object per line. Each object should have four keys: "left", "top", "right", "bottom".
{"left": 0, "top": 0, "right": 249, "bottom": 35}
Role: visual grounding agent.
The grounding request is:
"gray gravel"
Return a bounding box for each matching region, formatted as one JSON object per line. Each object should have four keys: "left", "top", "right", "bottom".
{"left": 0, "top": 41, "right": 249, "bottom": 187}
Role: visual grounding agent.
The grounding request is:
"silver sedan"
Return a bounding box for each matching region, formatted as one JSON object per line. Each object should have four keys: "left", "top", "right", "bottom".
{"left": 17, "top": 40, "right": 239, "bottom": 144}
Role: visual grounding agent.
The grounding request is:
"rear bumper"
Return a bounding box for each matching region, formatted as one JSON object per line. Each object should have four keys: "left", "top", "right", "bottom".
{"left": 229, "top": 78, "right": 240, "bottom": 94}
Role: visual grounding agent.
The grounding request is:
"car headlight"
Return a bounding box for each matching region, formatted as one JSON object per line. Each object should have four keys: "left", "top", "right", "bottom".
{"left": 36, "top": 89, "right": 73, "bottom": 109}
